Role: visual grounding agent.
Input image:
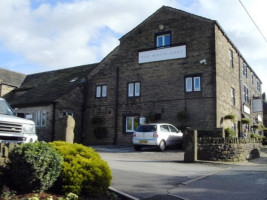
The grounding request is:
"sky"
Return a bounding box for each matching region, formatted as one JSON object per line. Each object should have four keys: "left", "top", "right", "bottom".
{"left": 0, "top": 0, "right": 266, "bottom": 94}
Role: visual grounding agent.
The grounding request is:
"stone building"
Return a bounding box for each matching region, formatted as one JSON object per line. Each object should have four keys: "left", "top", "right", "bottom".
{"left": 5, "top": 64, "right": 98, "bottom": 142}
{"left": 82, "top": 6, "right": 264, "bottom": 146}
{"left": 0, "top": 68, "right": 26, "bottom": 97}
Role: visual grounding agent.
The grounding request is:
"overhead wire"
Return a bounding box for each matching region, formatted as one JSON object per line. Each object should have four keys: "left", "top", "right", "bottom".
{"left": 239, "top": 0, "right": 267, "bottom": 43}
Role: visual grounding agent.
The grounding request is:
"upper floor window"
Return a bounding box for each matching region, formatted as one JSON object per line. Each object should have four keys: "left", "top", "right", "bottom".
{"left": 229, "top": 50, "right": 233, "bottom": 68}
{"left": 256, "top": 80, "right": 261, "bottom": 92}
{"left": 231, "top": 88, "right": 235, "bottom": 106}
{"left": 242, "top": 63, "right": 247, "bottom": 78}
{"left": 155, "top": 32, "right": 171, "bottom": 48}
{"left": 96, "top": 85, "right": 107, "bottom": 98}
{"left": 185, "top": 76, "right": 201, "bottom": 92}
{"left": 128, "top": 82, "right": 140, "bottom": 97}
{"left": 251, "top": 74, "right": 254, "bottom": 85}
{"left": 243, "top": 85, "right": 249, "bottom": 103}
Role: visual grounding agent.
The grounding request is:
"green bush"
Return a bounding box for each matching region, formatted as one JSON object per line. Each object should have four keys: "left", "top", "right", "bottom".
{"left": 6, "top": 142, "right": 62, "bottom": 193}
{"left": 224, "top": 128, "right": 235, "bottom": 138}
{"left": 50, "top": 141, "right": 112, "bottom": 197}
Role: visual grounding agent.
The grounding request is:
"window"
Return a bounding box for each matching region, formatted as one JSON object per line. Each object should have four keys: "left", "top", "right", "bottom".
{"left": 96, "top": 85, "right": 107, "bottom": 98}
{"left": 185, "top": 76, "right": 201, "bottom": 92}
{"left": 256, "top": 80, "right": 261, "bottom": 92}
{"left": 229, "top": 50, "right": 233, "bottom": 68}
{"left": 160, "top": 125, "right": 170, "bottom": 132}
{"left": 126, "top": 116, "right": 139, "bottom": 132}
{"left": 242, "top": 63, "right": 247, "bottom": 78}
{"left": 231, "top": 88, "right": 235, "bottom": 106}
{"left": 35, "top": 110, "right": 46, "bottom": 127}
{"left": 128, "top": 82, "right": 140, "bottom": 97}
{"left": 251, "top": 74, "right": 254, "bottom": 85}
{"left": 156, "top": 32, "right": 171, "bottom": 48}
{"left": 243, "top": 85, "right": 249, "bottom": 103}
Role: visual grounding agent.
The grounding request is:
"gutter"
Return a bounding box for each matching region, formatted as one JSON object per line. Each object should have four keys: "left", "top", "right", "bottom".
{"left": 113, "top": 67, "right": 119, "bottom": 145}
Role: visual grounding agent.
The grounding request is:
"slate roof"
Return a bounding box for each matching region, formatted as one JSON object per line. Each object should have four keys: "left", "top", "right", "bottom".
{"left": 0, "top": 68, "right": 26, "bottom": 87}
{"left": 7, "top": 63, "right": 98, "bottom": 107}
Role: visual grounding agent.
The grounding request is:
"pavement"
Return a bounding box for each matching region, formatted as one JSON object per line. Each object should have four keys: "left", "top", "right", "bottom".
{"left": 93, "top": 145, "right": 267, "bottom": 200}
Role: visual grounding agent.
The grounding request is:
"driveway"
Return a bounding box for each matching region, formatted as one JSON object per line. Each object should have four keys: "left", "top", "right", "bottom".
{"left": 92, "top": 145, "right": 228, "bottom": 199}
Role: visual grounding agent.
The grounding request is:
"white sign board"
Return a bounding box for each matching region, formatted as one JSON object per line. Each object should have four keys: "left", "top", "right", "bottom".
{"left": 258, "top": 114, "right": 262, "bottom": 122}
{"left": 139, "top": 117, "right": 146, "bottom": 125}
{"left": 244, "top": 105, "right": 251, "bottom": 115}
{"left": 138, "top": 45, "right": 186, "bottom": 64}
{"left": 252, "top": 99, "right": 263, "bottom": 112}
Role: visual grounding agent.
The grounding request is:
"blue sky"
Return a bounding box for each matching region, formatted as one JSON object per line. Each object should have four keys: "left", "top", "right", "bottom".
{"left": 0, "top": 0, "right": 266, "bottom": 93}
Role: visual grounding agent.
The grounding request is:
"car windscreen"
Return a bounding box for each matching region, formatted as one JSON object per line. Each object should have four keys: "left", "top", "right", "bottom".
{"left": 0, "top": 99, "right": 14, "bottom": 115}
{"left": 136, "top": 125, "right": 157, "bottom": 132}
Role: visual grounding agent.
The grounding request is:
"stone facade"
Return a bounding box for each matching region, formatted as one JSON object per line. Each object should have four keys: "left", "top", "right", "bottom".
{"left": 83, "top": 6, "right": 264, "bottom": 146}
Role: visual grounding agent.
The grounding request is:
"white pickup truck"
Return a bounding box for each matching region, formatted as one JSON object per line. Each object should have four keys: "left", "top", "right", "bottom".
{"left": 0, "top": 98, "right": 37, "bottom": 143}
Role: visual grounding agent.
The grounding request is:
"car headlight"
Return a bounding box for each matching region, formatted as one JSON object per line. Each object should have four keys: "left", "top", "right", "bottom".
{"left": 22, "top": 124, "right": 36, "bottom": 135}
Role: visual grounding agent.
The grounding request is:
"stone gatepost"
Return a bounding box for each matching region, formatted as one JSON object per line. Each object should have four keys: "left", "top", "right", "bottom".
{"left": 54, "top": 115, "right": 75, "bottom": 143}
{"left": 184, "top": 129, "right": 198, "bottom": 163}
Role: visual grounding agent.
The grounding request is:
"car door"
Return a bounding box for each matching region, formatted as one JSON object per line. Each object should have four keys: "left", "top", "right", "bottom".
{"left": 159, "top": 125, "right": 171, "bottom": 146}
{"left": 168, "top": 125, "right": 182, "bottom": 146}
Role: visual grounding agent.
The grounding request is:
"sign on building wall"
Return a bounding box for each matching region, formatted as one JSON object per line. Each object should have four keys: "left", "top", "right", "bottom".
{"left": 138, "top": 45, "right": 186, "bottom": 64}
{"left": 252, "top": 98, "right": 263, "bottom": 112}
{"left": 258, "top": 114, "right": 262, "bottom": 122}
{"left": 244, "top": 105, "right": 251, "bottom": 115}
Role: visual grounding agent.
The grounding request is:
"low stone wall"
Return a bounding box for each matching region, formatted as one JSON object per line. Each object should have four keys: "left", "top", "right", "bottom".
{"left": 198, "top": 137, "right": 262, "bottom": 162}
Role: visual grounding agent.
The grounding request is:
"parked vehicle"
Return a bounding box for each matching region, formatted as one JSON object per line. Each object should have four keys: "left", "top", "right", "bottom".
{"left": 0, "top": 98, "right": 37, "bottom": 143}
{"left": 133, "top": 123, "right": 183, "bottom": 151}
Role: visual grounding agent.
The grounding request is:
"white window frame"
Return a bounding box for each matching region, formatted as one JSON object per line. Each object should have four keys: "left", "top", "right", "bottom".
{"left": 128, "top": 82, "right": 140, "bottom": 97}
{"left": 256, "top": 80, "right": 261, "bottom": 92}
{"left": 126, "top": 116, "right": 139, "bottom": 133}
{"left": 185, "top": 76, "right": 201, "bottom": 92}
{"left": 242, "top": 63, "right": 247, "bottom": 78}
{"left": 229, "top": 50, "right": 233, "bottom": 68}
{"left": 243, "top": 85, "right": 249, "bottom": 103}
{"left": 231, "top": 88, "right": 235, "bottom": 106}
{"left": 156, "top": 33, "right": 171, "bottom": 48}
{"left": 35, "top": 110, "right": 46, "bottom": 127}
{"left": 96, "top": 85, "right": 107, "bottom": 98}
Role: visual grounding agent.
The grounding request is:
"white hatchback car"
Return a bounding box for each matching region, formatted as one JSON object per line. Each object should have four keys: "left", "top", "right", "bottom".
{"left": 133, "top": 123, "right": 183, "bottom": 151}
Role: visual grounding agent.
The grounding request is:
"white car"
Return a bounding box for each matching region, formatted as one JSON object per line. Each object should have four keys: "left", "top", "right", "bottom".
{"left": 133, "top": 123, "right": 183, "bottom": 151}
{"left": 0, "top": 98, "right": 37, "bottom": 143}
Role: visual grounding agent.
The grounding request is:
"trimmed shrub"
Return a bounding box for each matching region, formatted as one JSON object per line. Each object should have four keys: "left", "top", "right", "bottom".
{"left": 50, "top": 141, "right": 112, "bottom": 197}
{"left": 224, "top": 114, "right": 235, "bottom": 121}
{"left": 241, "top": 118, "right": 250, "bottom": 124}
{"left": 5, "top": 142, "right": 62, "bottom": 193}
{"left": 224, "top": 128, "right": 235, "bottom": 138}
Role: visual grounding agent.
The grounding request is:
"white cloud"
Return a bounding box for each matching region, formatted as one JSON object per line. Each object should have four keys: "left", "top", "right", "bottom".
{"left": 0, "top": 0, "right": 266, "bottom": 93}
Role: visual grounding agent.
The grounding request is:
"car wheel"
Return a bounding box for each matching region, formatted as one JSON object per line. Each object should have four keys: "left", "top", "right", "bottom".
{"left": 158, "top": 140, "right": 166, "bottom": 151}
{"left": 134, "top": 145, "right": 142, "bottom": 151}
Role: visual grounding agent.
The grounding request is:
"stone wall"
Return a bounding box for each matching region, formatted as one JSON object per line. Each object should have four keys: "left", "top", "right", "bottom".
{"left": 198, "top": 137, "right": 261, "bottom": 162}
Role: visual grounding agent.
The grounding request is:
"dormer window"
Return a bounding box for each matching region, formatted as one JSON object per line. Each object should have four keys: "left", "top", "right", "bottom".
{"left": 155, "top": 32, "right": 171, "bottom": 48}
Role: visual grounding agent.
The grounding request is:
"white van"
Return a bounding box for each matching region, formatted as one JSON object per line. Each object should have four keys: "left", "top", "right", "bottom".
{"left": 0, "top": 98, "right": 37, "bottom": 143}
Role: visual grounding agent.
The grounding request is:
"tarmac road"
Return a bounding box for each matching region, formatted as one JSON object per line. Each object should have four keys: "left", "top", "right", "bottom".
{"left": 92, "top": 146, "right": 230, "bottom": 199}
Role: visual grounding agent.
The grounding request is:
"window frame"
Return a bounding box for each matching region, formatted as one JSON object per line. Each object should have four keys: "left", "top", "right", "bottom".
{"left": 96, "top": 85, "right": 107, "bottom": 98}
{"left": 155, "top": 31, "right": 171, "bottom": 48}
{"left": 125, "top": 116, "right": 139, "bottom": 133}
{"left": 127, "top": 82, "right": 141, "bottom": 97}
{"left": 185, "top": 75, "right": 201, "bottom": 92}
{"left": 35, "top": 110, "right": 46, "bottom": 127}
{"left": 256, "top": 80, "right": 261, "bottom": 92}
{"left": 242, "top": 63, "right": 247, "bottom": 78}
{"left": 229, "top": 49, "right": 233, "bottom": 68}
{"left": 243, "top": 85, "right": 249, "bottom": 103}
{"left": 231, "top": 88, "right": 235, "bottom": 106}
